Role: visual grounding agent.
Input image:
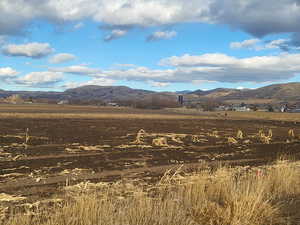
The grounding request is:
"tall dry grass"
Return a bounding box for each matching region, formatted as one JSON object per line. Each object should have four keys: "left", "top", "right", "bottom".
{"left": 4, "top": 160, "right": 300, "bottom": 225}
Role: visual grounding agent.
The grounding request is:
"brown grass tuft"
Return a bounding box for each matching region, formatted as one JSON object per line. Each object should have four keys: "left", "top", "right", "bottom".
{"left": 152, "top": 137, "right": 169, "bottom": 147}
{"left": 3, "top": 160, "right": 300, "bottom": 225}
{"left": 236, "top": 130, "right": 244, "bottom": 139}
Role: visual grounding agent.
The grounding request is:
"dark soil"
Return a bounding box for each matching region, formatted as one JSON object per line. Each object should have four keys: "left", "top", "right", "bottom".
{"left": 0, "top": 108, "right": 300, "bottom": 201}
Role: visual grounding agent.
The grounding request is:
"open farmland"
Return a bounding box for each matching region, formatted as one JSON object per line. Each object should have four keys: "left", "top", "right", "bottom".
{"left": 0, "top": 104, "right": 300, "bottom": 224}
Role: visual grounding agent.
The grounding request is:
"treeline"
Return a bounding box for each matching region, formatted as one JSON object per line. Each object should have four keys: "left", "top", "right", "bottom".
{"left": 116, "top": 95, "right": 180, "bottom": 109}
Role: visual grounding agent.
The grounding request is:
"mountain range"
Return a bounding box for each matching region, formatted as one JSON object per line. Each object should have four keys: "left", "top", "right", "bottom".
{"left": 1, "top": 82, "right": 300, "bottom": 104}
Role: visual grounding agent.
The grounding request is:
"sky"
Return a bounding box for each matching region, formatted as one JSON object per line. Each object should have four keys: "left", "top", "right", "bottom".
{"left": 1, "top": 0, "right": 300, "bottom": 92}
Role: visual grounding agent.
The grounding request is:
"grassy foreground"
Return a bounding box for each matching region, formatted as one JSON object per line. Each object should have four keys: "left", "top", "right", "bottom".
{"left": 4, "top": 160, "right": 300, "bottom": 225}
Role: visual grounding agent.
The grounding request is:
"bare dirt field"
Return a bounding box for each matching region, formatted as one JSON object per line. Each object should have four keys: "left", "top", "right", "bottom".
{"left": 0, "top": 104, "right": 300, "bottom": 206}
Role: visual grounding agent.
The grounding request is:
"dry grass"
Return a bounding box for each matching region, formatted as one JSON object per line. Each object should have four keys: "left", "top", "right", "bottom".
{"left": 220, "top": 111, "right": 300, "bottom": 122}
{"left": 227, "top": 137, "right": 238, "bottom": 144}
{"left": 4, "top": 160, "right": 300, "bottom": 225}
{"left": 0, "top": 112, "right": 206, "bottom": 120}
{"left": 152, "top": 137, "right": 169, "bottom": 147}
{"left": 236, "top": 130, "right": 243, "bottom": 139}
{"left": 131, "top": 129, "right": 147, "bottom": 144}
{"left": 1, "top": 104, "right": 300, "bottom": 122}
{"left": 288, "top": 129, "right": 295, "bottom": 138}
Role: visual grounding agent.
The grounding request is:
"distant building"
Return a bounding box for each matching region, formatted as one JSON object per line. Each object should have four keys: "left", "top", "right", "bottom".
{"left": 107, "top": 102, "right": 119, "bottom": 107}
{"left": 232, "top": 106, "right": 251, "bottom": 112}
{"left": 57, "top": 100, "right": 69, "bottom": 105}
{"left": 280, "top": 105, "right": 288, "bottom": 112}
{"left": 280, "top": 104, "right": 300, "bottom": 113}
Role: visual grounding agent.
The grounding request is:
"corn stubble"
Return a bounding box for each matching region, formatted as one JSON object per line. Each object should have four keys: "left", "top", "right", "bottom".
{"left": 5, "top": 160, "right": 300, "bottom": 225}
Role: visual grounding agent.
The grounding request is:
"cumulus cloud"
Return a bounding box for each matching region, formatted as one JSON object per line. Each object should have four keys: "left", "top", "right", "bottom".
{"left": 158, "top": 53, "right": 300, "bottom": 82}
{"left": 94, "top": 66, "right": 175, "bottom": 81}
{"left": 104, "top": 29, "right": 128, "bottom": 42}
{"left": 160, "top": 53, "right": 237, "bottom": 67}
{"left": 72, "top": 53, "right": 300, "bottom": 84}
{"left": 114, "top": 63, "right": 137, "bottom": 68}
{"left": 2, "top": 0, "right": 300, "bottom": 39}
{"left": 42, "top": 51, "right": 300, "bottom": 85}
{"left": 50, "top": 65, "right": 101, "bottom": 75}
{"left": 63, "top": 78, "right": 116, "bottom": 89}
{"left": 15, "top": 71, "right": 64, "bottom": 87}
{"left": 210, "top": 0, "right": 300, "bottom": 37}
{"left": 147, "top": 31, "right": 177, "bottom": 41}
{"left": 0, "top": 0, "right": 209, "bottom": 36}
{"left": 2, "top": 42, "right": 53, "bottom": 58}
{"left": 0, "top": 67, "right": 19, "bottom": 83}
{"left": 230, "top": 38, "right": 291, "bottom": 51}
{"left": 230, "top": 39, "right": 261, "bottom": 50}
{"left": 0, "top": 67, "right": 19, "bottom": 78}
{"left": 148, "top": 81, "right": 170, "bottom": 87}
{"left": 49, "top": 53, "right": 76, "bottom": 64}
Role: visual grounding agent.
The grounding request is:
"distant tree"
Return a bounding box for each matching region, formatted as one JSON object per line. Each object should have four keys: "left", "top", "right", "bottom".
{"left": 133, "top": 95, "right": 180, "bottom": 109}
{"left": 251, "top": 105, "right": 258, "bottom": 111}
{"left": 200, "top": 100, "right": 220, "bottom": 111}
{"left": 28, "top": 97, "right": 33, "bottom": 103}
{"left": 267, "top": 105, "right": 274, "bottom": 112}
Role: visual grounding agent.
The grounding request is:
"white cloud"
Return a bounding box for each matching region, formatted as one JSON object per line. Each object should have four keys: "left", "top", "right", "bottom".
{"left": 158, "top": 53, "right": 300, "bottom": 83}
{"left": 104, "top": 29, "right": 128, "bottom": 41}
{"left": 0, "top": 67, "right": 19, "bottom": 78}
{"left": 8, "top": 51, "right": 300, "bottom": 88}
{"left": 16, "top": 71, "right": 64, "bottom": 87}
{"left": 148, "top": 81, "right": 170, "bottom": 87}
{"left": 0, "top": 0, "right": 209, "bottom": 36}
{"left": 265, "top": 39, "right": 289, "bottom": 50}
{"left": 230, "top": 39, "right": 261, "bottom": 50}
{"left": 63, "top": 78, "right": 115, "bottom": 89}
{"left": 50, "top": 65, "right": 101, "bottom": 75}
{"left": 160, "top": 53, "right": 238, "bottom": 67}
{"left": 114, "top": 63, "right": 137, "bottom": 68}
{"left": 49, "top": 53, "right": 76, "bottom": 64}
{"left": 95, "top": 66, "right": 175, "bottom": 81}
{"left": 72, "top": 53, "right": 300, "bottom": 84}
{"left": 230, "top": 38, "right": 291, "bottom": 51}
{"left": 2, "top": 0, "right": 300, "bottom": 38}
{"left": 2, "top": 42, "right": 53, "bottom": 58}
{"left": 147, "top": 31, "right": 177, "bottom": 41}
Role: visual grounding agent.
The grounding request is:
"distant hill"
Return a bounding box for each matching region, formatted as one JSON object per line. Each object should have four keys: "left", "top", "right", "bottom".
{"left": 189, "top": 83, "right": 300, "bottom": 102}
{"left": 0, "top": 82, "right": 300, "bottom": 104}
{"left": 191, "top": 88, "right": 240, "bottom": 98}
{"left": 63, "top": 85, "right": 154, "bottom": 102}
{"left": 0, "top": 90, "right": 62, "bottom": 100}
{"left": 223, "top": 83, "right": 300, "bottom": 101}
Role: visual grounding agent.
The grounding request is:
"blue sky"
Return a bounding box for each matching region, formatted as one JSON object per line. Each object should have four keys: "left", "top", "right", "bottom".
{"left": 1, "top": 0, "right": 300, "bottom": 92}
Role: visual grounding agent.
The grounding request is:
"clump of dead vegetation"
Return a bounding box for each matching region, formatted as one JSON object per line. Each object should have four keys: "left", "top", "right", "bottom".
{"left": 152, "top": 137, "right": 169, "bottom": 147}
{"left": 131, "top": 129, "right": 147, "bottom": 144}
{"left": 287, "top": 129, "right": 297, "bottom": 143}
{"left": 129, "top": 129, "right": 187, "bottom": 148}
{"left": 227, "top": 137, "right": 238, "bottom": 144}
{"left": 257, "top": 129, "right": 273, "bottom": 144}
{"left": 3, "top": 159, "right": 300, "bottom": 225}
{"left": 236, "top": 129, "right": 244, "bottom": 139}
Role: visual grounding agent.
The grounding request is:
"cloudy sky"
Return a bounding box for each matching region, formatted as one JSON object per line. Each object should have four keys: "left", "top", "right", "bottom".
{"left": 1, "top": 0, "right": 300, "bottom": 92}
